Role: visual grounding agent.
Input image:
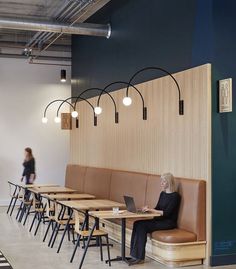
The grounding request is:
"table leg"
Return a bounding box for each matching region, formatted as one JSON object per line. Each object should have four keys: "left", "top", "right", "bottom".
{"left": 106, "top": 218, "right": 131, "bottom": 264}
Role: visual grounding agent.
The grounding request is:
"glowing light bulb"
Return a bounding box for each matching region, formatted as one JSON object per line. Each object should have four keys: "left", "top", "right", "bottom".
{"left": 42, "top": 117, "right": 48, "bottom": 123}
{"left": 94, "top": 106, "right": 102, "bottom": 115}
{"left": 71, "top": 111, "right": 78, "bottom": 118}
{"left": 123, "top": 96, "right": 132, "bottom": 106}
{"left": 54, "top": 116, "right": 61, "bottom": 123}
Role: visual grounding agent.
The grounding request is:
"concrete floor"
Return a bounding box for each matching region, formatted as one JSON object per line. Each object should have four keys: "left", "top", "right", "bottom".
{"left": 0, "top": 207, "right": 234, "bottom": 269}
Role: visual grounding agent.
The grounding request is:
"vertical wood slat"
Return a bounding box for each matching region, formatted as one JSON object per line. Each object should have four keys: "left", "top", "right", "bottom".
{"left": 69, "top": 63, "right": 211, "bottom": 181}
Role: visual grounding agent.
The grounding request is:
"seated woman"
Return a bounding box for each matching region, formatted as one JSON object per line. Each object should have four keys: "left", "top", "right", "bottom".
{"left": 129, "top": 172, "right": 181, "bottom": 265}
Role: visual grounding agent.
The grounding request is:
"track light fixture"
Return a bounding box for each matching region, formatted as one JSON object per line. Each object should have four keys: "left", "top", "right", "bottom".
{"left": 127, "top": 66, "right": 184, "bottom": 115}
{"left": 42, "top": 99, "right": 74, "bottom": 124}
{"left": 97, "top": 81, "right": 147, "bottom": 120}
{"left": 73, "top": 88, "right": 119, "bottom": 124}
{"left": 61, "top": 69, "right": 66, "bottom": 83}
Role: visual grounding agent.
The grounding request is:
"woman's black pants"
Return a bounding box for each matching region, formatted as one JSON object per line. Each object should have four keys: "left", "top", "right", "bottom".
{"left": 130, "top": 219, "right": 175, "bottom": 260}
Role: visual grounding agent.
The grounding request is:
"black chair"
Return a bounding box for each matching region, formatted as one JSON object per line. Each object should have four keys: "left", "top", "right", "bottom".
{"left": 70, "top": 209, "right": 111, "bottom": 268}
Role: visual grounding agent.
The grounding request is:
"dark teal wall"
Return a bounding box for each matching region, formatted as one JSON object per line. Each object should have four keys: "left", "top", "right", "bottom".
{"left": 71, "top": 0, "right": 236, "bottom": 265}
{"left": 72, "top": 0, "right": 200, "bottom": 97}
{"left": 211, "top": 1, "right": 236, "bottom": 265}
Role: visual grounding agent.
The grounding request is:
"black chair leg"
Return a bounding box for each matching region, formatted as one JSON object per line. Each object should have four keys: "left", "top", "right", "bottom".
{"left": 78, "top": 223, "right": 96, "bottom": 269}
{"left": 48, "top": 223, "right": 58, "bottom": 247}
{"left": 82, "top": 237, "right": 86, "bottom": 249}
{"left": 16, "top": 201, "right": 23, "bottom": 220}
{"left": 34, "top": 205, "right": 46, "bottom": 236}
{"left": 72, "top": 226, "right": 75, "bottom": 243}
{"left": 43, "top": 219, "right": 52, "bottom": 242}
{"left": 10, "top": 196, "right": 18, "bottom": 216}
{"left": 23, "top": 200, "right": 33, "bottom": 226}
{"left": 51, "top": 223, "right": 61, "bottom": 248}
{"left": 70, "top": 234, "right": 81, "bottom": 263}
{"left": 99, "top": 236, "right": 103, "bottom": 261}
{"left": 57, "top": 221, "right": 70, "bottom": 253}
{"left": 19, "top": 203, "right": 27, "bottom": 223}
{"left": 105, "top": 235, "right": 111, "bottom": 266}
{"left": 29, "top": 212, "right": 38, "bottom": 232}
{"left": 67, "top": 226, "right": 71, "bottom": 241}
{"left": 7, "top": 197, "right": 14, "bottom": 214}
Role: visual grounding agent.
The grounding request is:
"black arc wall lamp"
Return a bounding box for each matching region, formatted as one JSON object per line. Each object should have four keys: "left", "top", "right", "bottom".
{"left": 73, "top": 87, "right": 119, "bottom": 124}
{"left": 42, "top": 99, "right": 74, "bottom": 123}
{"left": 126, "top": 66, "right": 184, "bottom": 115}
{"left": 42, "top": 66, "right": 184, "bottom": 127}
{"left": 56, "top": 96, "right": 97, "bottom": 127}
{"left": 96, "top": 81, "right": 148, "bottom": 120}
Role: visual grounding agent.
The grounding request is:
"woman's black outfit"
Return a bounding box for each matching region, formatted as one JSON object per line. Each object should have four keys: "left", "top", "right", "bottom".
{"left": 22, "top": 158, "right": 35, "bottom": 184}
{"left": 130, "top": 191, "right": 181, "bottom": 260}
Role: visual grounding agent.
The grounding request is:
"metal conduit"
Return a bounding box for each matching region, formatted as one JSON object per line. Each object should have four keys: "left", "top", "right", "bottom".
{"left": 0, "top": 19, "right": 111, "bottom": 38}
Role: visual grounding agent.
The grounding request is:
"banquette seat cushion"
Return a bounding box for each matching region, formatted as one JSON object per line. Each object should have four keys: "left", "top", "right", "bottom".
{"left": 151, "top": 229, "right": 197, "bottom": 243}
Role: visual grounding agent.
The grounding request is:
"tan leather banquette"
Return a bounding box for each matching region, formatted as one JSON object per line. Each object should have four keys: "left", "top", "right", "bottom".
{"left": 65, "top": 165, "right": 206, "bottom": 267}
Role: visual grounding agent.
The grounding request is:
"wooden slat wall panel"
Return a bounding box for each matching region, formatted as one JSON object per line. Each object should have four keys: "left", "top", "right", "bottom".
{"left": 69, "top": 64, "right": 211, "bottom": 182}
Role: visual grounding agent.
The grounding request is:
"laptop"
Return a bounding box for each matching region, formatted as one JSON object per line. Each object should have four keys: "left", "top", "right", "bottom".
{"left": 124, "top": 195, "right": 149, "bottom": 214}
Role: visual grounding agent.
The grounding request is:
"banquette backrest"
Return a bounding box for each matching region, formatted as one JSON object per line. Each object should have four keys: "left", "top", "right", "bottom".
{"left": 109, "top": 170, "right": 148, "bottom": 208}
{"left": 83, "top": 167, "right": 112, "bottom": 199}
{"left": 65, "top": 164, "right": 86, "bottom": 192}
{"left": 65, "top": 164, "right": 206, "bottom": 241}
{"left": 175, "top": 178, "right": 206, "bottom": 241}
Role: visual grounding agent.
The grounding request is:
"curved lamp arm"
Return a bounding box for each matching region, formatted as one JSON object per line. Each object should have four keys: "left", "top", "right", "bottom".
{"left": 127, "top": 66, "right": 184, "bottom": 115}
{"left": 57, "top": 96, "right": 97, "bottom": 126}
{"left": 73, "top": 87, "right": 119, "bottom": 123}
{"left": 98, "top": 81, "right": 147, "bottom": 120}
{"left": 56, "top": 96, "right": 94, "bottom": 116}
{"left": 43, "top": 99, "right": 74, "bottom": 118}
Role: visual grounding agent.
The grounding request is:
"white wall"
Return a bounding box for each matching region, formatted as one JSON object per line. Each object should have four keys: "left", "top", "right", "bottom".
{"left": 0, "top": 58, "right": 71, "bottom": 205}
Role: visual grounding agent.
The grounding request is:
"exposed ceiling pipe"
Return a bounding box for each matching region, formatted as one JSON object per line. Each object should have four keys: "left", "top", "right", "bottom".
{"left": 0, "top": 19, "right": 111, "bottom": 38}
{"left": 26, "top": 1, "right": 75, "bottom": 48}
{"left": 0, "top": 53, "right": 71, "bottom": 62}
{"left": 26, "top": 0, "right": 91, "bottom": 49}
{"left": 34, "top": 0, "right": 92, "bottom": 49}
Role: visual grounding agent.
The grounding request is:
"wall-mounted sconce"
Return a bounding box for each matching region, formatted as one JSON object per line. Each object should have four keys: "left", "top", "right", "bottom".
{"left": 42, "top": 99, "right": 74, "bottom": 124}
{"left": 60, "top": 69, "right": 66, "bottom": 83}
{"left": 97, "top": 81, "right": 147, "bottom": 120}
{"left": 57, "top": 96, "right": 97, "bottom": 127}
{"left": 73, "top": 87, "right": 119, "bottom": 124}
{"left": 127, "top": 66, "right": 184, "bottom": 115}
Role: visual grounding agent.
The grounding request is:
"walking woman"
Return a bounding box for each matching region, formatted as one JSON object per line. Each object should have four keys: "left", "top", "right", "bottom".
{"left": 129, "top": 173, "right": 181, "bottom": 265}
{"left": 21, "top": 147, "right": 36, "bottom": 185}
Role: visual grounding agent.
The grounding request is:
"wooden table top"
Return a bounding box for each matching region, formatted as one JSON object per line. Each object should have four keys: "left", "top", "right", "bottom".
{"left": 9, "top": 181, "right": 59, "bottom": 188}
{"left": 89, "top": 210, "right": 161, "bottom": 219}
{"left": 42, "top": 193, "right": 95, "bottom": 200}
{"left": 20, "top": 184, "right": 60, "bottom": 188}
{"left": 30, "top": 186, "right": 77, "bottom": 194}
{"left": 60, "top": 199, "right": 125, "bottom": 211}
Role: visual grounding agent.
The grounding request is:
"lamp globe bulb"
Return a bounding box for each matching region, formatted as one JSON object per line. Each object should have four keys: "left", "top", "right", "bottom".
{"left": 71, "top": 111, "right": 78, "bottom": 118}
{"left": 42, "top": 117, "right": 48, "bottom": 124}
{"left": 54, "top": 116, "right": 61, "bottom": 123}
{"left": 123, "top": 96, "right": 132, "bottom": 106}
{"left": 94, "top": 106, "right": 102, "bottom": 115}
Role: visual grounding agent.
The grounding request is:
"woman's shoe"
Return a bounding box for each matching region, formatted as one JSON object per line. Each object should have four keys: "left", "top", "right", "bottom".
{"left": 128, "top": 259, "right": 144, "bottom": 266}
